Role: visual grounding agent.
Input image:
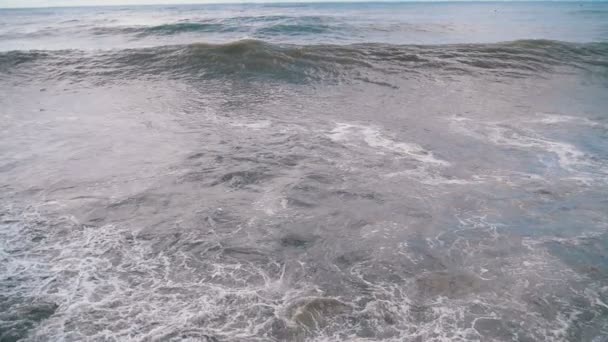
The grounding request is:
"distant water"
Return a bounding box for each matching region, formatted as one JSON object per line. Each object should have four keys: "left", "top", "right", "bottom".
{"left": 1, "top": 2, "right": 608, "bottom": 342}
{"left": 1, "top": 2, "right": 608, "bottom": 50}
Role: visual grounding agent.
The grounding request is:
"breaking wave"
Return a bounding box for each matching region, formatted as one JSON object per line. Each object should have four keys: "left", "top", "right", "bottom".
{"left": 1, "top": 39, "right": 607, "bottom": 83}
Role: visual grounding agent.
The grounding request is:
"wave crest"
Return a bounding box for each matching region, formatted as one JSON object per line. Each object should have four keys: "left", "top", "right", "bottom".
{"left": 1, "top": 39, "right": 607, "bottom": 84}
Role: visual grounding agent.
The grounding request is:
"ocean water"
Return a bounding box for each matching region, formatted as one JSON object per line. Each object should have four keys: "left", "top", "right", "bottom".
{"left": 1, "top": 2, "right": 608, "bottom": 341}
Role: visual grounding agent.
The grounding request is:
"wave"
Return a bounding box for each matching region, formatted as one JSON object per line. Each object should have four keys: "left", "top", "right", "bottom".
{"left": 90, "top": 15, "right": 342, "bottom": 37}
{"left": 1, "top": 39, "right": 607, "bottom": 84}
{"left": 92, "top": 22, "right": 240, "bottom": 36}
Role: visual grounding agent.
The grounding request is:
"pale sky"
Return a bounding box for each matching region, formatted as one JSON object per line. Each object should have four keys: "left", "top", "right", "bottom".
{"left": 0, "top": 0, "right": 594, "bottom": 8}
{"left": 1, "top": 0, "right": 298, "bottom": 8}
{"left": 0, "top": 0, "right": 534, "bottom": 9}
{"left": 0, "top": 0, "right": 362, "bottom": 8}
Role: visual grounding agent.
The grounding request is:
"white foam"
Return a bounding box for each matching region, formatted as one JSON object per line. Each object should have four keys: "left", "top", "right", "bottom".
{"left": 228, "top": 119, "right": 272, "bottom": 130}
{"left": 3, "top": 197, "right": 606, "bottom": 342}
{"left": 533, "top": 112, "right": 606, "bottom": 128}
{"left": 0, "top": 205, "right": 305, "bottom": 341}
{"left": 384, "top": 169, "right": 479, "bottom": 185}
{"left": 448, "top": 116, "right": 604, "bottom": 178}
{"left": 534, "top": 113, "right": 579, "bottom": 125}
{"left": 488, "top": 125, "right": 588, "bottom": 171}
{"left": 328, "top": 123, "right": 449, "bottom": 166}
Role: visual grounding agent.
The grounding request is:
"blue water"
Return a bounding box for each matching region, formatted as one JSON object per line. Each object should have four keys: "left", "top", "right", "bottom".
{"left": 1, "top": 2, "right": 607, "bottom": 50}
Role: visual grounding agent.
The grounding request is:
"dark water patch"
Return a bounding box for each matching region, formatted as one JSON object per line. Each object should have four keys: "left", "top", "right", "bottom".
{"left": 92, "top": 22, "right": 239, "bottom": 36}
{"left": 545, "top": 233, "right": 608, "bottom": 280}
{"left": 280, "top": 232, "right": 317, "bottom": 248}
{"left": 334, "top": 250, "right": 371, "bottom": 268}
{"left": 157, "top": 331, "right": 219, "bottom": 342}
{"left": 0, "top": 299, "right": 58, "bottom": 342}
{"left": 0, "top": 50, "right": 50, "bottom": 73}
{"left": 186, "top": 152, "right": 205, "bottom": 160}
{"left": 80, "top": 193, "right": 174, "bottom": 225}
{"left": 473, "top": 318, "right": 520, "bottom": 341}
{"left": 331, "top": 190, "right": 382, "bottom": 202}
{"left": 213, "top": 168, "right": 273, "bottom": 188}
{"left": 415, "top": 271, "right": 486, "bottom": 299}
{"left": 282, "top": 175, "right": 342, "bottom": 209}
{"left": 222, "top": 246, "right": 268, "bottom": 258}
{"left": 286, "top": 297, "right": 352, "bottom": 331}
{"left": 257, "top": 23, "right": 335, "bottom": 36}
{"left": 534, "top": 188, "right": 556, "bottom": 197}
{"left": 277, "top": 153, "right": 306, "bottom": 167}
{"left": 286, "top": 196, "right": 317, "bottom": 208}
{"left": 139, "top": 22, "right": 229, "bottom": 35}
{"left": 231, "top": 14, "right": 292, "bottom": 23}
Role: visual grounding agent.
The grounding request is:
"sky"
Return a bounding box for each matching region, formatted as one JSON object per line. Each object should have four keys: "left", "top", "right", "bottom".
{"left": 0, "top": 0, "right": 602, "bottom": 7}
{"left": 1, "top": 0, "right": 296, "bottom": 8}
{"left": 0, "top": 0, "right": 380, "bottom": 8}
{"left": 0, "top": 0, "right": 589, "bottom": 8}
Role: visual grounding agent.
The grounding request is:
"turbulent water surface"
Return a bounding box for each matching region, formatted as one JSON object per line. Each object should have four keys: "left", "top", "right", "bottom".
{"left": 1, "top": 2, "right": 608, "bottom": 341}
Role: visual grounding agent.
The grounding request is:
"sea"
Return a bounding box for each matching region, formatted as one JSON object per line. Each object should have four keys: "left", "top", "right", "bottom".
{"left": 1, "top": 1, "right": 608, "bottom": 341}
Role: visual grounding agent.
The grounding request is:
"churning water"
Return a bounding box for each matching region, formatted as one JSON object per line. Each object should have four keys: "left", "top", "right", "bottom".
{"left": 1, "top": 2, "right": 608, "bottom": 341}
